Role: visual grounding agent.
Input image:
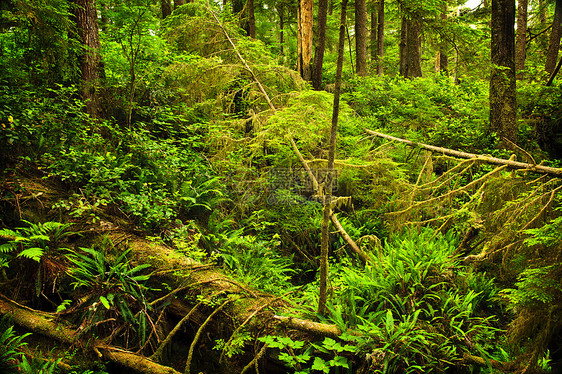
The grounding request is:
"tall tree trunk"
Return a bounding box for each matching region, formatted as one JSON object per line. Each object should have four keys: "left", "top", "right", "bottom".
{"left": 406, "top": 18, "right": 422, "bottom": 78}
{"left": 377, "top": 0, "right": 384, "bottom": 75}
{"left": 71, "top": 0, "right": 103, "bottom": 118}
{"left": 515, "top": 0, "right": 528, "bottom": 79}
{"left": 299, "top": 0, "right": 314, "bottom": 81}
{"left": 545, "top": 0, "right": 562, "bottom": 75}
{"left": 278, "top": 3, "right": 284, "bottom": 56}
{"left": 247, "top": 0, "right": 256, "bottom": 38}
{"left": 174, "top": 0, "right": 185, "bottom": 9}
{"left": 399, "top": 16, "right": 408, "bottom": 76}
{"left": 161, "top": 0, "right": 172, "bottom": 18}
{"left": 370, "top": 5, "right": 377, "bottom": 62}
{"left": 355, "top": 0, "right": 367, "bottom": 75}
{"left": 490, "top": 0, "right": 517, "bottom": 145}
{"left": 438, "top": 3, "right": 448, "bottom": 74}
{"left": 312, "top": 0, "right": 328, "bottom": 89}
{"left": 318, "top": 0, "right": 347, "bottom": 317}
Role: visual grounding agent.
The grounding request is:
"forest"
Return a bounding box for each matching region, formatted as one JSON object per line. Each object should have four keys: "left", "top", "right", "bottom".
{"left": 0, "top": 0, "right": 562, "bottom": 373}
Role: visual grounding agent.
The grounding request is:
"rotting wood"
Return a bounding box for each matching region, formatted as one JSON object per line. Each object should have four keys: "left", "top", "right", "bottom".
{"left": 0, "top": 294, "right": 181, "bottom": 374}
{"left": 365, "top": 129, "right": 562, "bottom": 176}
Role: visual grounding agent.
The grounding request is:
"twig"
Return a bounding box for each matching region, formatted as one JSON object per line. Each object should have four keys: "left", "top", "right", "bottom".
{"left": 219, "top": 292, "right": 291, "bottom": 364}
{"left": 240, "top": 344, "right": 268, "bottom": 374}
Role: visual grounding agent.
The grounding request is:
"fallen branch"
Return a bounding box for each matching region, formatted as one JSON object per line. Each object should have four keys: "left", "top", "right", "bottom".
{"left": 462, "top": 352, "right": 518, "bottom": 372}
{"left": 365, "top": 129, "right": 562, "bottom": 176}
{"left": 273, "top": 315, "right": 342, "bottom": 337}
{"left": 0, "top": 294, "right": 181, "bottom": 374}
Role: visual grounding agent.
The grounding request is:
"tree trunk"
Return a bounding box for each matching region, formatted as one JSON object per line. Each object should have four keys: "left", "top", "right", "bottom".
{"left": 545, "top": 0, "right": 562, "bottom": 75}
{"left": 161, "top": 0, "right": 172, "bottom": 18}
{"left": 312, "top": 0, "right": 328, "bottom": 89}
{"left": 490, "top": 0, "right": 517, "bottom": 145}
{"left": 355, "top": 0, "right": 368, "bottom": 75}
{"left": 516, "top": 0, "right": 528, "bottom": 79}
{"left": 71, "top": 0, "right": 103, "bottom": 118}
{"left": 406, "top": 18, "right": 422, "bottom": 78}
{"left": 377, "top": 0, "right": 384, "bottom": 75}
{"left": 370, "top": 5, "right": 377, "bottom": 62}
{"left": 438, "top": 3, "right": 448, "bottom": 74}
{"left": 319, "top": 0, "right": 347, "bottom": 316}
{"left": 399, "top": 16, "right": 408, "bottom": 76}
{"left": 247, "top": 0, "right": 256, "bottom": 38}
{"left": 278, "top": 3, "right": 285, "bottom": 56}
{"left": 299, "top": 0, "right": 314, "bottom": 81}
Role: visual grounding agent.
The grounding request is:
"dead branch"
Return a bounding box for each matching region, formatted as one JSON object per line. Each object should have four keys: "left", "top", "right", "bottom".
{"left": 365, "top": 129, "right": 562, "bottom": 176}
{"left": 185, "top": 297, "right": 231, "bottom": 374}
{"left": 219, "top": 293, "right": 290, "bottom": 364}
{"left": 273, "top": 315, "right": 342, "bottom": 337}
{"left": 388, "top": 165, "right": 507, "bottom": 217}
{"left": 240, "top": 344, "right": 268, "bottom": 374}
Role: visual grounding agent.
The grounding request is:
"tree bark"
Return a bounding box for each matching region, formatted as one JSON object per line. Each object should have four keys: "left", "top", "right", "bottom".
{"left": 438, "top": 3, "right": 448, "bottom": 74}
{"left": 161, "top": 0, "right": 172, "bottom": 18}
{"left": 247, "top": 0, "right": 256, "bottom": 38}
{"left": 490, "top": 0, "right": 517, "bottom": 145}
{"left": 406, "top": 18, "right": 422, "bottom": 78}
{"left": 370, "top": 4, "right": 377, "bottom": 62}
{"left": 355, "top": 0, "right": 368, "bottom": 75}
{"left": 516, "top": 0, "right": 528, "bottom": 79}
{"left": 545, "top": 0, "right": 562, "bottom": 75}
{"left": 399, "top": 16, "right": 408, "bottom": 76}
{"left": 71, "top": 0, "right": 103, "bottom": 118}
{"left": 312, "top": 0, "right": 328, "bottom": 89}
{"left": 377, "top": 0, "right": 384, "bottom": 75}
{"left": 299, "top": 0, "right": 314, "bottom": 81}
{"left": 278, "top": 3, "right": 285, "bottom": 56}
{"left": 319, "top": 0, "right": 347, "bottom": 316}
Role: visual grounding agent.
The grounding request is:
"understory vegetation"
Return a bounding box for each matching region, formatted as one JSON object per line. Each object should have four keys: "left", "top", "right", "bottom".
{"left": 1, "top": 0, "right": 562, "bottom": 374}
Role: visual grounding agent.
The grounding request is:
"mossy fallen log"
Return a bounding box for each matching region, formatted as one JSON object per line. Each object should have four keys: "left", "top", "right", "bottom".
{"left": 365, "top": 129, "right": 562, "bottom": 176}
{"left": 0, "top": 294, "right": 181, "bottom": 374}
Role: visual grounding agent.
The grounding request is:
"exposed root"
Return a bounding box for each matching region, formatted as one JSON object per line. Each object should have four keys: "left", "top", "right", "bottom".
{"left": 184, "top": 297, "right": 232, "bottom": 374}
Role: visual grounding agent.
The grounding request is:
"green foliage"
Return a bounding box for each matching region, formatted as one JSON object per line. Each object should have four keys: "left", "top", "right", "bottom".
{"left": 0, "top": 220, "right": 74, "bottom": 265}
{"left": 66, "top": 243, "right": 152, "bottom": 343}
{"left": 0, "top": 319, "right": 29, "bottom": 373}
{"left": 218, "top": 232, "right": 296, "bottom": 294}
{"left": 344, "top": 75, "right": 494, "bottom": 152}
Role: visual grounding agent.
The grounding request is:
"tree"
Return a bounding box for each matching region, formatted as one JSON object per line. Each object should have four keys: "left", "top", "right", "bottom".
{"left": 161, "top": 0, "right": 172, "bottom": 18}
{"left": 71, "top": 0, "right": 104, "bottom": 118}
{"left": 545, "top": 0, "right": 562, "bottom": 76}
{"left": 312, "top": 0, "right": 328, "bottom": 89}
{"left": 376, "top": 0, "right": 384, "bottom": 75}
{"left": 400, "top": 16, "right": 422, "bottom": 78}
{"left": 299, "top": 0, "right": 313, "bottom": 81}
{"left": 437, "top": 2, "right": 448, "bottom": 74}
{"left": 490, "top": 0, "right": 517, "bottom": 144}
{"left": 318, "top": 0, "right": 348, "bottom": 316}
{"left": 515, "top": 0, "right": 528, "bottom": 79}
{"left": 370, "top": 2, "right": 377, "bottom": 62}
{"left": 355, "top": 0, "right": 368, "bottom": 75}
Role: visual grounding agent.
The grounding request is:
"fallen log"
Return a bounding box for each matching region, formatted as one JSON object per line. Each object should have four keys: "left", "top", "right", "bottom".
{"left": 365, "top": 129, "right": 562, "bottom": 177}
{"left": 273, "top": 315, "right": 342, "bottom": 337}
{"left": 0, "top": 294, "right": 181, "bottom": 374}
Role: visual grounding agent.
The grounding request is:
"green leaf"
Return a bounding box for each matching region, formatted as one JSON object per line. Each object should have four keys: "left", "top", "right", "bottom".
{"left": 99, "top": 296, "right": 110, "bottom": 309}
